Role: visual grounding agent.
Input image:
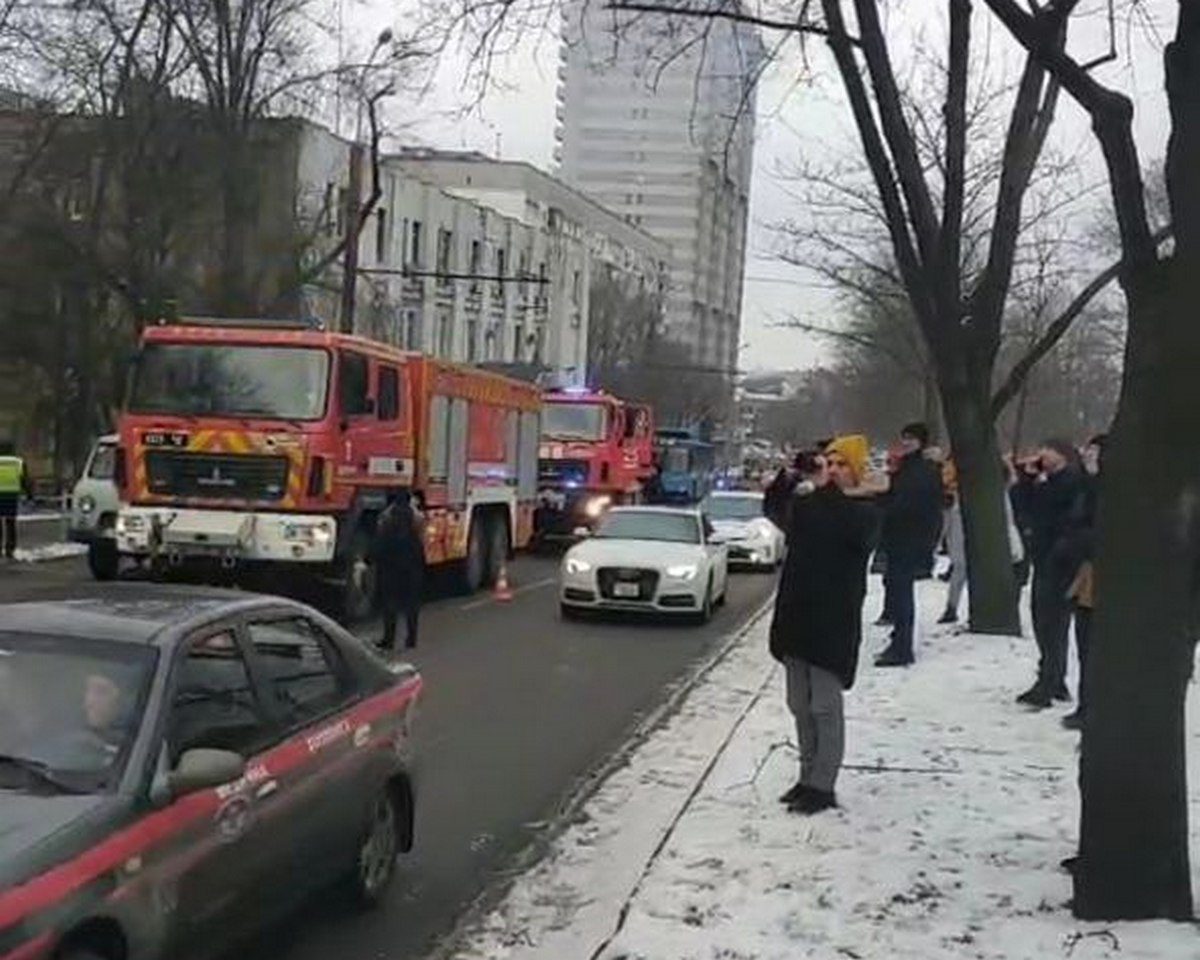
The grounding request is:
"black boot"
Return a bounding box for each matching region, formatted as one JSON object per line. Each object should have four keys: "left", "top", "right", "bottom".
{"left": 1016, "top": 684, "right": 1052, "bottom": 708}
{"left": 778, "top": 781, "right": 810, "bottom": 805}
{"left": 937, "top": 608, "right": 958, "bottom": 625}
{"left": 790, "top": 789, "right": 838, "bottom": 815}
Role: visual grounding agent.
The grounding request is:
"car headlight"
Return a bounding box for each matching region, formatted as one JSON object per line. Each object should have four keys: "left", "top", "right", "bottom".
{"left": 583, "top": 495, "right": 611, "bottom": 519}
{"left": 117, "top": 514, "right": 145, "bottom": 534}
{"left": 283, "top": 521, "right": 335, "bottom": 544}
{"left": 665, "top": 564, "right": 698, "bottom": 581}
{"left": 565, "top": 557, "right": 592, "bottom": 575}
{"left": 78, "top": 495, "right": 96, "bottom": 514}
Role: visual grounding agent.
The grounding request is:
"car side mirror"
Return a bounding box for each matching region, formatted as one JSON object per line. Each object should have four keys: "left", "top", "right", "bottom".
{"left": 572, "top": 526, "right": 591, "bottom": 538}
{"left": 166, "top": 748, "right": 245, "bottom": 800}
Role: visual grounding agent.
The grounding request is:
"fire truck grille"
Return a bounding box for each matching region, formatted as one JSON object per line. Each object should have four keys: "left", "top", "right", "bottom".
{"left": 539, "top": 459, "right": 589, "bottom": 486}
{"left": 145, "top": 451, "right": 290, "bottom": 502}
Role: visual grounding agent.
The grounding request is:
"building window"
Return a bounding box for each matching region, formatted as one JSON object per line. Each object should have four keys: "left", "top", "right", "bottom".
{"left": 324, "top": 183, "right": 337, "bottom": 236}
{"left": 375, "top": 209, "right": 387, "bottom": 262}
{"left": 495, "top": 248, "right": 507, "bottom": 299}
{"left": 404, "top": 309, "right": 421, "bottom": 350}
{"left": 467, "top": 319, "right": 478, "bottom": 362}
{"left": 409, "top": 221, "right": 423, "bottom": 268}
{"left": 533, "top": 326, "right": 545, "bottom": 365}
{"left": 571, "top": 270, "right": 581, "bottom": 306}
{"left": 438, "top": 311, "right": 453, "bottom": 356}
{"left": 513, "top": 323, "right": 524, "bottom": 361}
{"left": 335, "top": 186, "right": 350, "bottom": 237}
{"left": 469, "top": 240, "right": 482, "bottom": 293}
{"left": 436, "top": 228, "right": 454, "bottom": 278}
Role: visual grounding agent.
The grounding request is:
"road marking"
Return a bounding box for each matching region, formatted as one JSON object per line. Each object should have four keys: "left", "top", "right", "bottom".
{"left": 459, "top": 576, "right": 558, "bottom": 611}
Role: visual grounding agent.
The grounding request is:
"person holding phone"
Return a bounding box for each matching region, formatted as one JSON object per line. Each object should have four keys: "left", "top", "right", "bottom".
{"left": 770, "top": 437, "right": 877, "bottom": 815}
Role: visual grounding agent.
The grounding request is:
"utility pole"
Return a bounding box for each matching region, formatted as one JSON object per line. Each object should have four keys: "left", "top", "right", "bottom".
{"left": 339, "top": 141, "right": 364, "bottom": 334}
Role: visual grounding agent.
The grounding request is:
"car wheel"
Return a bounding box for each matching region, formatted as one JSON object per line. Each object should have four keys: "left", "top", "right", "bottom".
{"left": 349, "top": 789, "right": 401, "bottom": 907}
{"left": 695, "top": 580, "right": 714, "bottom": 625}
{"left": 88, "top": 539, "right": 120, "bottom": 581}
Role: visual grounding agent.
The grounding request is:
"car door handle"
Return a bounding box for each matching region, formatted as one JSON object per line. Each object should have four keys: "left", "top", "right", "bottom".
{"left": 256, "top": 780, "right": 279, "bottom": 800}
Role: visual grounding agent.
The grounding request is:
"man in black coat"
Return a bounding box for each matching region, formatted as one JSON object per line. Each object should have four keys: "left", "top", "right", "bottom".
{"left": 371, "top": 491, "right": 425, "bottom": 651}
{"left": 770, "top": 436, "right": 876, "bottom": 815}
{"left": 876, "top": 423, "right": 944, "bottom": 667}
{"left": 1010, "top": 439, "right": 1087, "bottom": 708}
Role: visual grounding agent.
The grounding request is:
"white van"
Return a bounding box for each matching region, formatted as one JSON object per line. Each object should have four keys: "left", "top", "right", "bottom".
{"left": 69, "top": 434, "right": 121, "bottom": 579}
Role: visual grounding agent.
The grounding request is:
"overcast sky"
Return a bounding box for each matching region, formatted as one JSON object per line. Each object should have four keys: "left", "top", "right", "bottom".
{"left": 352, "top": 0, "right": 1174, "bottom": 374}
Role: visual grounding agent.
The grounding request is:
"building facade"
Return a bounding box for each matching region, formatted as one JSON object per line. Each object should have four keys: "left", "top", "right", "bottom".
{"left": 555, "top": 2, "right": 764, "bottom": 379}
{"left": 291, "top": 127, "right": 667, "bottom": 382}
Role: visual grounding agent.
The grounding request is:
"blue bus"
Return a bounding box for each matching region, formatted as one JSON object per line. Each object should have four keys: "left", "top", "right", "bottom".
{"left": 652, "top": 429, "right": 715, "bottom": 505}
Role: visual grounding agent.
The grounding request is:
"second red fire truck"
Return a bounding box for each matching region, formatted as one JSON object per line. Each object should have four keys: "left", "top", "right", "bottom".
{"left": 534, "top": 386, "right": 656, "bottom": 540}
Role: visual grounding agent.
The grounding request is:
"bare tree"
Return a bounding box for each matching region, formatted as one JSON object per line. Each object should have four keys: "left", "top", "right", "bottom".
{"left": 980, "top": 0, "right": 1200, "bottom": 921}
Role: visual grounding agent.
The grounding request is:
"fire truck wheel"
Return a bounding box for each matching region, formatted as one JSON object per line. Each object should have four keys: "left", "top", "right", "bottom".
{"left": 484, "top": 516, "right": 510, "bottom": 587}
{"left": 342, "top": 530, "right": 378, "bottom": 622}
{"left": 460, "top": 519, "right": 487, "bottom": 594}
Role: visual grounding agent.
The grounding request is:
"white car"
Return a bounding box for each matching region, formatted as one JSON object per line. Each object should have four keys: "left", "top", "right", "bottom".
{"left": 702, "top": 490, "right": 785, "bottom": 570}
{"left": 560, "top": 506, "right": 729, "bottom": 622}
{"left": 68, "top": 434, "right": 122, "bottom": 580}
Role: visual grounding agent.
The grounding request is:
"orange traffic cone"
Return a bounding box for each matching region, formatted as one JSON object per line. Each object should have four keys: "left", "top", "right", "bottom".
{"left": 494, "top": 563, "right": 514, "bottom": 602}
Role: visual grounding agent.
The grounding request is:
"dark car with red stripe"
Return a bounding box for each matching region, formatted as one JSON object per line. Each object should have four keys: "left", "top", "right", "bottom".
{"left": 0, "top": 585, "right": 421, "bottom": 960}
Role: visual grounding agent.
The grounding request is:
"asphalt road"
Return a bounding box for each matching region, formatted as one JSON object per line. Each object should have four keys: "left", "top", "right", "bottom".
{"left": 0, "top": 552, "right": 777, "bottom": 959}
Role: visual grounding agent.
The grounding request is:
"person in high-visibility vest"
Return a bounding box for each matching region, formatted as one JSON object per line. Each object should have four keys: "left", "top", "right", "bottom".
{"left": 0, "top": 440, "right": 31, "bottom": 560}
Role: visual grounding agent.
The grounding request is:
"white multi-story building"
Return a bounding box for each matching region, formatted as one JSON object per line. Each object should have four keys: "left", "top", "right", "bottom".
{"left": 290, "top": 125, "right": 667, "bottom": 382}
{"left": 556, "top": 3, "right": 763, "bottom": 379}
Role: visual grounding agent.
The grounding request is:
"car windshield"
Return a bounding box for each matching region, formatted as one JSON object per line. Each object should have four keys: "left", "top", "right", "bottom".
{"left": 703, "top": 495, "right": 763, "bottom": 521}
{"left": 128, "top": 343, "right": 330, "bottom": 420}
{"left": 542, "top": 402, "right": 607, "bottom": 441}
{"left": 0, "top": 633, "right": 156, "bottom": 794}
{"left": 594, "top": 511, "right": 701, "bottom": 544}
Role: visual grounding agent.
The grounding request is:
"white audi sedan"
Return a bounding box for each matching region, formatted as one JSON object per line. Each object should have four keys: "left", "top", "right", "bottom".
{"left": 559, "top": 507, "right": 729, "bottom": 622}
{"left": 702, "top": 490, "right": 786, "bottom": 570}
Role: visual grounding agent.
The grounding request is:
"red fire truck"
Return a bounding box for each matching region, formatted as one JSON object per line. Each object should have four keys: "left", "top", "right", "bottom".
{"left": 114, "top": 317, "right": 541, "bottom": 618}
{"left": 534, "top": 387, "right": 655, "bottom": 539}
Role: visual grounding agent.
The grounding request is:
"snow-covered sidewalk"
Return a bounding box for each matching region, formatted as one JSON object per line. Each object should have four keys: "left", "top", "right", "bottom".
{"left": 452, "top": 583, "right": 1200, "bottom": 960}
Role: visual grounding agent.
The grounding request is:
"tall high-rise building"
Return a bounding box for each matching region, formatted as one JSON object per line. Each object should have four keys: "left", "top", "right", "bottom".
{"left": 556, "top": 4, "right": 763, "bottom": 382}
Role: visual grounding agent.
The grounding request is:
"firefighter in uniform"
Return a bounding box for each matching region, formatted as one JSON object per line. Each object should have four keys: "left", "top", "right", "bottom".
{"left": 0, "top": 440, "right": 31, "bottom": 560}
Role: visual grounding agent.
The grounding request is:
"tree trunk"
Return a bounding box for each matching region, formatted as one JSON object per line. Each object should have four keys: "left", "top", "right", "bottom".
{"left": 922, "top": 369, "right": 944, "bottom": 444}
{"left": 942, "top": 379, "right": 1021, "bottom": 635}
{"left": 1075, "top": 262, "right": 1198, "bottom": 919}
{"left": 1075, "top": 7, "right": 1200, "bottom": 919}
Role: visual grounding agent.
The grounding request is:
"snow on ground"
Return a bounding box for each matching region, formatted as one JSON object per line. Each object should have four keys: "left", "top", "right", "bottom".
{"left": 12, "top": 542, "right": 87, "bottom": 563}
{"left": 453, "top": 581, "right": 1200, "bottom": 960}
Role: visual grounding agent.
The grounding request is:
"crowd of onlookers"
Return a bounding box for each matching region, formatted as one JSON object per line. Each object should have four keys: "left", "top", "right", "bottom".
{"left": 762, "top": 423, "right": 1106, "bottom": 816}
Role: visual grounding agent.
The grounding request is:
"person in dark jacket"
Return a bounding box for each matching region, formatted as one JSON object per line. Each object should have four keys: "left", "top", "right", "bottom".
{"left": 771, "top": 435, "right": 876, "bottom": 815}
{"left": 371, "top": 491, "right": 425, "bottom": 651}
{"left": 1010, "top": 439, "right": 1087, "bottom": 708}
{"left": 875, "top": 423, "right": 944, "bottom": 667}
{"left": 1062, "top": 434, "right": 1105, "bottom": 729}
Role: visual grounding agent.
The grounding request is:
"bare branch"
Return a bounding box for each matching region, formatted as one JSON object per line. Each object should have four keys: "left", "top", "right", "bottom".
{"left": 991, "top": 224, "right": 1174, "bottom": 417}
{"left": 979, "top": 0, "right": 1156, "bottom": 271}
{"left": 604, "top": 1, "right": 862, "bottom": 46}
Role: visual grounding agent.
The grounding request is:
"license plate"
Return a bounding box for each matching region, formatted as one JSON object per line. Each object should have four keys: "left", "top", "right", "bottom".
{"left": 143, "top": 430, "right": 189, "bottom": 448}
{"left": 614, "top": 582, "right": 641, "bottom": 598}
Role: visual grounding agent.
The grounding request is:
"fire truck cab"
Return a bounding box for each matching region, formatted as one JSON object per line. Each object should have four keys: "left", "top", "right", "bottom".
{"left": 115, "top": 318, "right": 541, "bottom": 618}
{"left": 535, "top": 387, "right": 654, "bottom": 538}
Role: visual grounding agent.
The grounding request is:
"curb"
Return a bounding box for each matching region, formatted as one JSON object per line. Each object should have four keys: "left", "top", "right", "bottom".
{"left": 431, "top": 593, "right": 778, "bottom": 960}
